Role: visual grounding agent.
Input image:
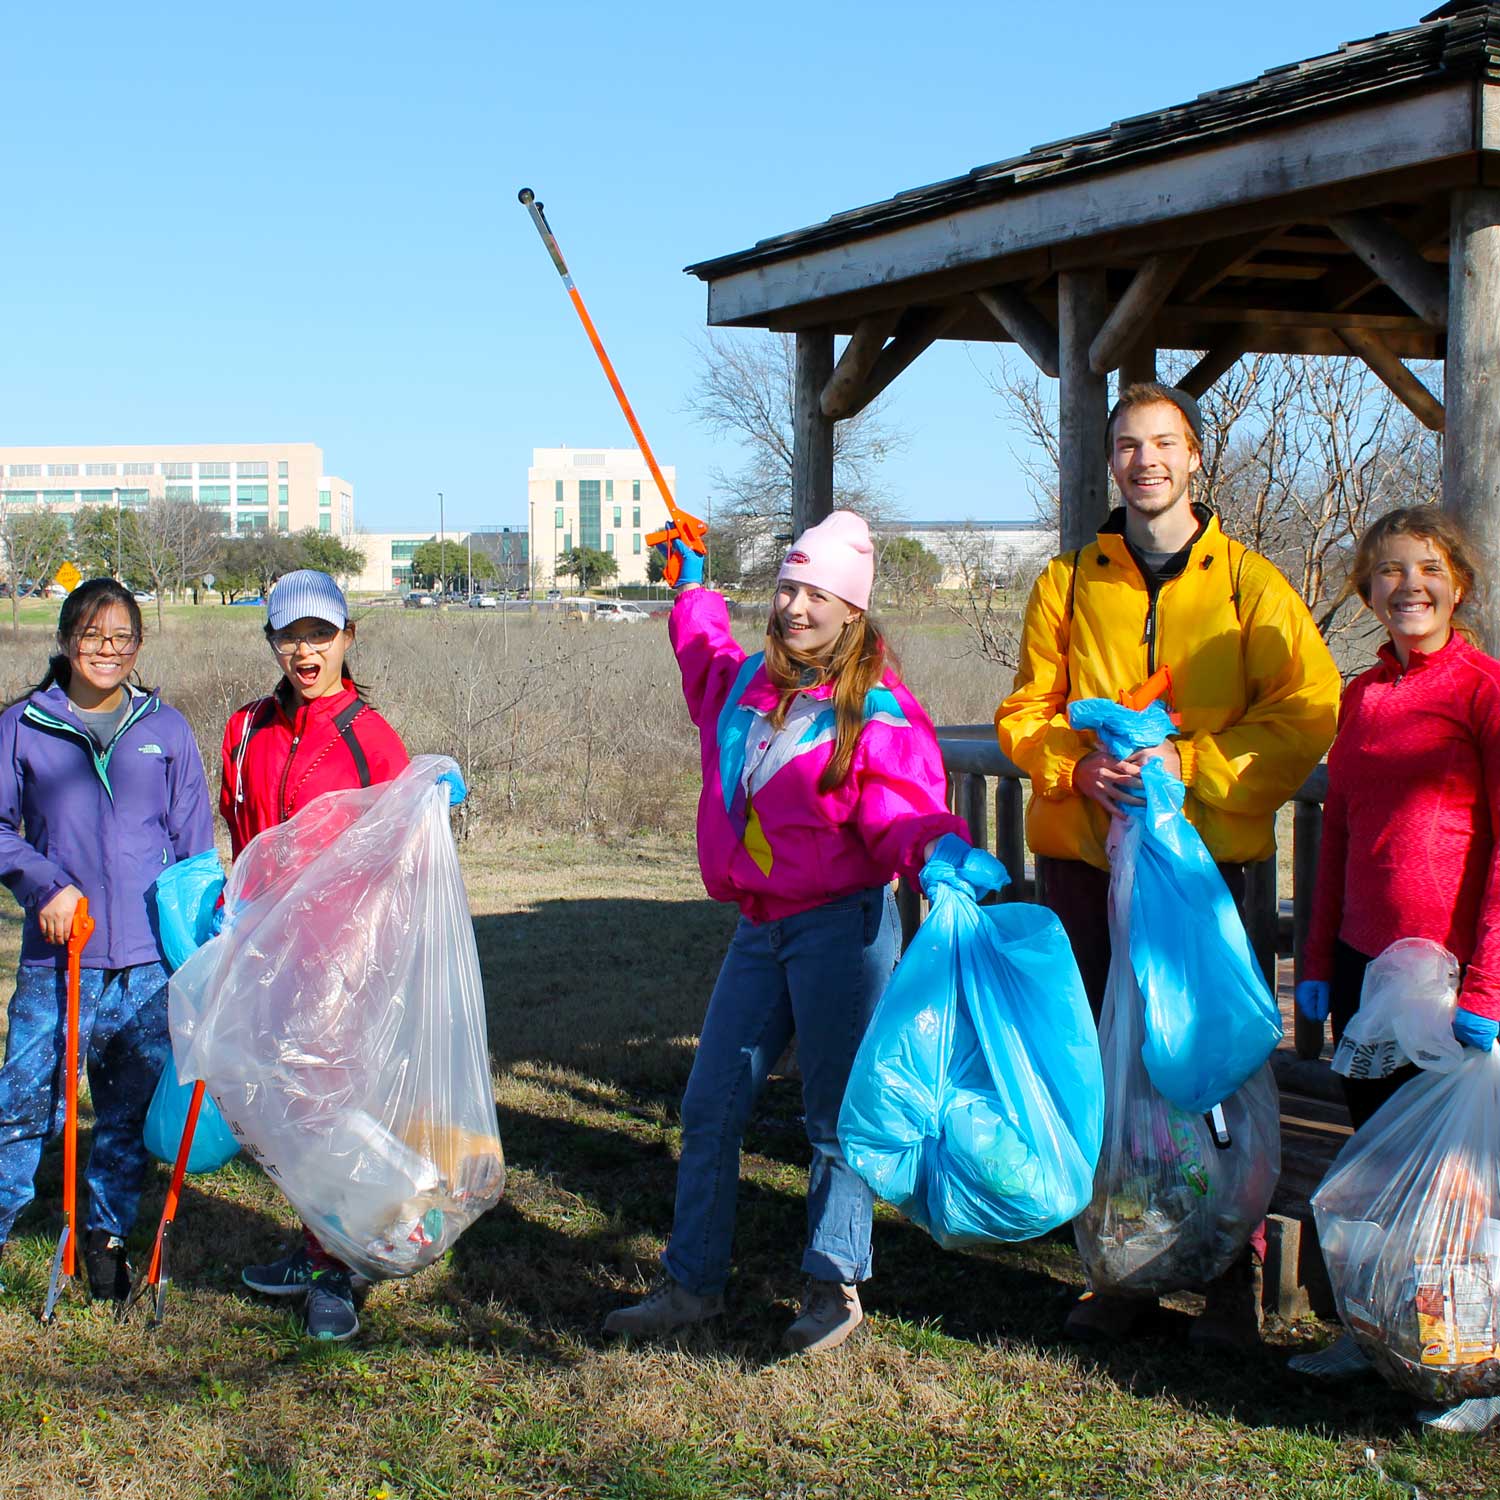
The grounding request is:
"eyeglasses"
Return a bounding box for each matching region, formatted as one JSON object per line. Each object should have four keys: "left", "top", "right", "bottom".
{"left": 75, "top": 631, "right": 141, "bottom": 656}
{"left": 269, "top": 625, "right": 342, "bottom": 655}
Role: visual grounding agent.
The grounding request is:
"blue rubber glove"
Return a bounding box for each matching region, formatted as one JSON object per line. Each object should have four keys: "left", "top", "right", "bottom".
{"left": 656, "top": 537, "right": 705, "bottom": 588}
{"left": 1295, "top": 980, "right": 1330, "bottom": 1023}
{"left": 438, "top": 767, "right": 468, "bottom": 807}
{"left": 927, "top": 833, "right": 1011, "bottom": 900}
{"left": 1453, "top": 1005, "right": 1499, "bottom": 1051}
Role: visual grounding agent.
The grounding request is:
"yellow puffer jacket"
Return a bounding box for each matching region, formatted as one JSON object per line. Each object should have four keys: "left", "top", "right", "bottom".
{"left": 995, "top": 510, "right": 1339, "bottom": 872}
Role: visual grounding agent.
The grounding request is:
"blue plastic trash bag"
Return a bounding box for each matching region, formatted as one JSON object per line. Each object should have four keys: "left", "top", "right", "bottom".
{"left": 839, "top": 844, "right": 1104, "bottom": 1248}
{"left": 144, "top": 851, "right": 240, "bottom": 1172}
{"left": 1069, "top": 697, "right": 1280, "bottom": 1113}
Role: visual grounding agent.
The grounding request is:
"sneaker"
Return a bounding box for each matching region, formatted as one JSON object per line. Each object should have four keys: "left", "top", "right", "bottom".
{"left": 242, "top": 1247, "right": 315, "bottom": 1297}
{"left": 782, "top": 1280, "right": 863, "bottom": 1355}
{"left": 1415, "top": 1395, "right": 1500, "bottom": 1435}
{"left": 1190, "top": 1252, "right": 1264, "bottom": 1352}
{"left": 1287, "top": 1331, "right": 1373, "bottom": 1382}
{"left": 84, "top": 1229, "right": 133, "bottom": 1302}
{"left": 305, "top": 1268, "right": 359, "bottom": 1342}
{"left": 1063, "top": 1290, "right": 1153, "bottom": 1343}
{"left": 602, "top": 1275, "right": 724, "bottom": 1339}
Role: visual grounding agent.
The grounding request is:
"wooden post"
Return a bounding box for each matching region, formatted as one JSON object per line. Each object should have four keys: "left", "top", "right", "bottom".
{"left": 1057, "top": 270, "right": 1111, "bottom": 553}
{"left": 1446, "top": 189, "right": 1500, "bottom": 653}
{"left": 793, "top": 329, "right": 835, "bottom": 536}
{"left": 1120, "top": 342, "right": 1157, "bottom": 390}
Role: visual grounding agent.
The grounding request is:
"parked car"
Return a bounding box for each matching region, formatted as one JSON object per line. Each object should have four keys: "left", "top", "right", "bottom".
{"left": 132, "top": 590, "right": 155, "bottom": 602}
{"left": 404, "top": 592, "right": 436, "bottom": 609}
{"left": 468, "top": 593, "right": 499, "bottom": 609}
{"left": 544, "top": 589, "right": 561, "bottom": 600}
{"left": 593, "top": 600, "right": 650, "bottom": 625}
{"left": 45, "top": 584, "right": 69, "bottom": 599}
{"left": 229, "top": 596, "right": 265, "bottom": 607}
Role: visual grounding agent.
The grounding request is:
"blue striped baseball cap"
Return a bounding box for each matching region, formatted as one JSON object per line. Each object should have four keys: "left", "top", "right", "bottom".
{"left": 266, "top": 569, "right": 348, "bottom": 630}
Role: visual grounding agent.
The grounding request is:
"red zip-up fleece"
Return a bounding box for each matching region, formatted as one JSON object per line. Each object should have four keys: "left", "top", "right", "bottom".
{"left": 219, "top": 678, "right": 410, "bottom": 859}
{"left": 1305, "top": 633, "right": 1500, "bottom": 1019}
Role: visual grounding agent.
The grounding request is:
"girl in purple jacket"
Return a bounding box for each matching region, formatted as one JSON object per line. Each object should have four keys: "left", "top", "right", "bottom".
{"left": 0, "top": 580, "right": 213, "bottom": 1299}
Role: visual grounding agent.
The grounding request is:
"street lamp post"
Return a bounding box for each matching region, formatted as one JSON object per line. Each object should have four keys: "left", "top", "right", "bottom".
{"left": 438, "top": 491, "right": 445, "bottom": 595}
{"left": 467, "top": 533, "right": 472, "bottom": 598}
{"left": 112, "top": 486, "right": 121, "bottom": 581}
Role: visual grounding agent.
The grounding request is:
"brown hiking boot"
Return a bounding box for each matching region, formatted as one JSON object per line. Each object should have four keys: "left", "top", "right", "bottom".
{"left": 782, "top": 1280, "right": 863, "bottom": 1354}
{"left": 1063, "top": 1290, "right": 1153, "bottom": 1343}
{"left": 1190, "top": 1250, "right": 1264, "bottom": 1352}
{"left": 602, "top": 1275, "right": 724, "bottom": 1339}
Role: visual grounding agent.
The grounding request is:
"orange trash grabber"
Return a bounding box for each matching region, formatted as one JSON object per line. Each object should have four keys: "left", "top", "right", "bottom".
{"left": 41, "top": 898, "right": 94, "bottom": 1323}
{"left": 518, "top": 188, "right": 708, "bottom": 583}
{"left": 119, "top": 1078, "right": 206, "bottom": 1327}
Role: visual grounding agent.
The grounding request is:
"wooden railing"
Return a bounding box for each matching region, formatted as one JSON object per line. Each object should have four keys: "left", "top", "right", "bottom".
{"left": 909, "top": 727, "right": 1331, "bottom": 1061}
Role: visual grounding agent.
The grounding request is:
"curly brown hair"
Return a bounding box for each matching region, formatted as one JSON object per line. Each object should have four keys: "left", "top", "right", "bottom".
{"left": 1343, "top": 506, "right": 1481, "bottom": 642}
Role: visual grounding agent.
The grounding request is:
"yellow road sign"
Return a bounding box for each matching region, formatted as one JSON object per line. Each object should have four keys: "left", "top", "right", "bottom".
{"left": 54, "top": 562, "right": 82, "bottom": 592}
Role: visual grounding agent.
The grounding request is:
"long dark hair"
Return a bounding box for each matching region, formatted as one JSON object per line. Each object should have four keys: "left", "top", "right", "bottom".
{"left": 30, "top": 579, "right": 146, "bottom": 698}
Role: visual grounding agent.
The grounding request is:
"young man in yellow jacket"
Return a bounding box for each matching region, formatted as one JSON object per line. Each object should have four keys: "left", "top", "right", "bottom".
{"left": 996, "top": 382, "right": 1339, "bottom": 1349}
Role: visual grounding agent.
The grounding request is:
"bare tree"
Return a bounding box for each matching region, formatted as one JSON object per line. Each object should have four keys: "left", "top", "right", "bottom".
{"left": 685, "top": 330, "right": 907, "bottom": 581}
{"left": 136, "top": 499, "right": 223, "bottom": 632}
{"left": 0, "top": 491, "right": 70, "bottom": 636}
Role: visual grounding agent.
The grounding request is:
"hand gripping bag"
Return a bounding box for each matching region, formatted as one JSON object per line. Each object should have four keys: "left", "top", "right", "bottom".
{"left": 143, "top": 850, "right": 241, "bottom": 1173}
{"left": 1068, "top": 698, "right": 1281, "bottom": 1113}
{"left": 838, "top": 846, "right": 1104, "bottom": 1247}
{"left": 1075, "top": 823, "right": 1280, "bottom": 1296}
{"left": 1313, "top": 942, "right": 1500, "bottom": 1405}
{"left": 168, "top": 757, "right": 505, "bottom": 1280}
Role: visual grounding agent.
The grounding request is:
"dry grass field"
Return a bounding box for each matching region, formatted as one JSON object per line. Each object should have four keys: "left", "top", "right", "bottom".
{"left": 0, "top": 603, "right": 1490, "bottom": 1498}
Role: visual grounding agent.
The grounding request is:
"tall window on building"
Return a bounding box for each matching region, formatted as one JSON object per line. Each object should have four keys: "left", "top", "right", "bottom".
{"left": 632, "top": 505, "right": 640, "bottom": 529}
{"left": 633, "top": 534, "right": 642, "bottom": 555}
{"left": 605, "top": 534, "right": 614, "bottom": 554}
{"left": 319, "top": 515, "right": 331, "bottom": 533}
{"left": 606, "top": 479, "right": 614, "bottom": 503}
{"left": 564, "top": 531, "right": 572, "bottom": 553}
{"left": 278, "top": 510, "right": 290, "bottom": 532}
{"left": 577, "top": 479, "right": 602, "bottom": 551}
{"left": 277, "top": 460, "right": 289, "bottom": 479}
{"left": 166, "top": 485, "right": 193, "bottom": 502}
{"left": 278, "top": 484, "right": 288, "bottom": 506}
{"left": 237, "top": 485, "right": 269, "bottom": 507}
{"left": 200, "top": 484, "right": 231, "bottom": 507}
{"left": 632, "top": 480, "right": 640, "bottom": 502}
{"left": 318, "top": 490, "right": 330, "bottom": 508}
{"left": 613, "top": 506, "right": 621, "bottom": 528}
{"left": 555, "top": 479, "right": 564, "bottom": 503}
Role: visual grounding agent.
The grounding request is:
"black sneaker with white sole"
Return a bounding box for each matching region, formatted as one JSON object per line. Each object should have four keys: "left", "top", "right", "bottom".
{"left": 305, "top": 1268, "right": 359, "bottom": 1342}
{"left": 242, "top": 1246, "right": 316, "bottom": 1297}
{"left": 84, "top": 1229, "right": 134, "bottom": 1302}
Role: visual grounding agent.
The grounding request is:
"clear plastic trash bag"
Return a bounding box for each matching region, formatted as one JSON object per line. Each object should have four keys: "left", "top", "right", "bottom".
{"left": 1313, "top": 943, "right": 1500, "bottom": 1404}
{"left": 168, "top": 757, "right": 505, "bottom": 1280}
{"left": 1075, "top": 836, "right": 1280, "bottom": 1296}
{"left": 839, "top": 847, "right": 1104, "bottom": 1248}
{"left": 143, "top": 851, "right": 240, "bottom": 1172}
{"left": 1331, "top": 938, "right": 1464, "bottom": 1081}
{"left": 1068, "top": 698, "right": 1281, "bottom": 1113}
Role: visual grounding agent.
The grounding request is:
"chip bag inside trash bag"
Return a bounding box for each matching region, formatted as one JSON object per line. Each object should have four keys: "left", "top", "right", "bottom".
{"left": 1068, "top": 697, "right": 1281, "bottom": 1113}
{"left": 1075, "top": 843, "right": 1279, "bottom": 1297}
{"left": 1313, "top": 944, "right": 1500, "bottom": 1404}
{"left": 168, "top": 756, "right": 505, "bottom": 1280}
{"left": 143, "top": 851, "right": 240, "bottom": 1173}
{"left": 839, "top": 844, "right": 1104, "bottom": 1248}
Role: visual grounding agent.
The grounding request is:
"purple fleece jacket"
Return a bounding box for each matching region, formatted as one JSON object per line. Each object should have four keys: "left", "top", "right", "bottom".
{"left": 0, "top": 683, "right": 214, "bottom": 968}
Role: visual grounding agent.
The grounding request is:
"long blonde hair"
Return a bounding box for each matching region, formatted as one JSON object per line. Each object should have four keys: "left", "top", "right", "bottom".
{"left": 763, "top": 607, "right": 896, "bottom": 792}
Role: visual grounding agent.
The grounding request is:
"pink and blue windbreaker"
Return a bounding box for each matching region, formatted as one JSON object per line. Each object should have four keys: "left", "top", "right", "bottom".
{"left": 670, "top": 588, "right": 967, "bottom": 923}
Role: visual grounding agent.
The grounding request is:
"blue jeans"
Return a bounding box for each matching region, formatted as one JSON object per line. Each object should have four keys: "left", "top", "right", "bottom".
{"left": 0, "top": 962, "right": 171, "bottom": 1243}
{"left": 663, "top": 886, "right": 899, "bottom": 1296}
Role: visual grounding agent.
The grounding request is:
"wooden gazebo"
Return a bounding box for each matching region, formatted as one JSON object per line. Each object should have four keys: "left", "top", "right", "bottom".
{"left": 686, "top": 1, "right": 1500, "bottom": 643}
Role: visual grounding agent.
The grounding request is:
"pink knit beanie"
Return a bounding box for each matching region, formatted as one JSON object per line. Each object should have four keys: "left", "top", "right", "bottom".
{"left": 776, "top": 510, "right": 875, "bottom": 611}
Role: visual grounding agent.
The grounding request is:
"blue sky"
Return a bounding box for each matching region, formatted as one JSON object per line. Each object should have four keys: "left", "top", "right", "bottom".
{"left": 0, "top": 1, "right": 1421, "bottom": 532}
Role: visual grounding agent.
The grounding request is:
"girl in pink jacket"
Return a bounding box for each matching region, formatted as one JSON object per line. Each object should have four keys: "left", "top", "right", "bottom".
{"left": 603, "top": 510, "right": 967, "bottom": 1355}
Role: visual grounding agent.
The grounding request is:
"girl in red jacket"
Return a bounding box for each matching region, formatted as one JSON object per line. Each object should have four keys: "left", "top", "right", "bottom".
{"left": 222, "top": 569, "right": 461, "bottom": 1342}
{"left": 1291, "top": 510, "right": 1500, "bottom": 1426}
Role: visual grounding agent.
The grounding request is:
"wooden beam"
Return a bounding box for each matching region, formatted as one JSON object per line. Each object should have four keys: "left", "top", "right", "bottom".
{"left": 792, "top": 330, "right": 834, "bottom": 535}
{"left": 1089, "top": 250, "right": 1194, "bottom": 374}
{"left": 836, "top": 304, "right": 966, "bottom": 418}
{"left": 1318, "top": 200, "right": 1451, "bottom": 312}
{"left": 1058, "top": 269, "right": 1111, "bottom": 553}
{"left": 1446, "top": 189, "right": 1500, "bottom": 652}
{"left": 1327, "top": 210, "right": 1449, "bottom": 328}
{"left": 1119, "top": 342, "right": 1157, "bottom": 389}
{"left": 1178, "top": 229, "right": 1285, "bottom": 302}
{"left": 1336, "top": 327, "right": 1445, "bottom": 431}
{"left": 973, "top": 285, "right": 1059, "bottom": 377}
{"left": 1177, "top": 339, "right": 1246, "bottom": 398}
{"left": 820, "top": 311, "right": 901, "bottom": 419}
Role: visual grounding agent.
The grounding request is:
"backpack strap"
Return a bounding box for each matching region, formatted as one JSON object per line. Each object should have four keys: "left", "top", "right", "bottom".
{"left": 232, "top": 697, "right": 277, "bottom": 808}
{"left": 1061, "top": 548, "right": 1081, "bottom": 700}
{"left": 332, "top": 697, "right": 372, "bottom": 788}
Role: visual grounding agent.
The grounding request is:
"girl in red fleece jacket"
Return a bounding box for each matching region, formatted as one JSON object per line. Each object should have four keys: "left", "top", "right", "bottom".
{"left": 1299, "top": 508, "right": 1500, "bottom": 1127}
